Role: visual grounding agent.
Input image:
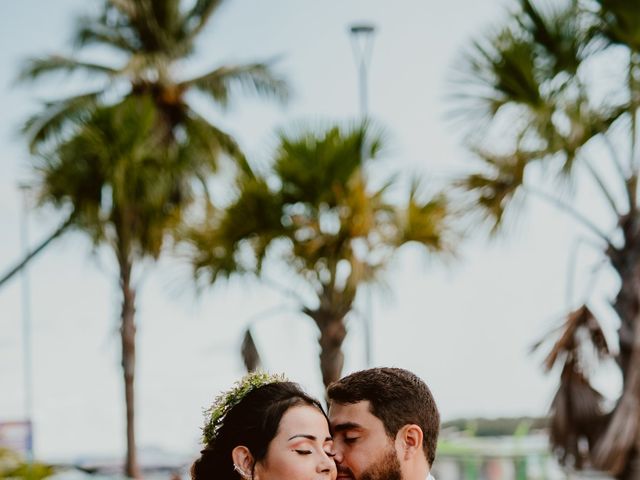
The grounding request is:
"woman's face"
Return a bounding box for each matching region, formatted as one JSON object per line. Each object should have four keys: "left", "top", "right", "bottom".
{"left": 255, "top": 404, "right": 337, "bottom": 480}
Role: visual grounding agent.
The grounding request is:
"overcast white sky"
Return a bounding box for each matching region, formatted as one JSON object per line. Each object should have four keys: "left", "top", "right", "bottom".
{"left": 0, "top": 0, "right": 624, "bottom": 462}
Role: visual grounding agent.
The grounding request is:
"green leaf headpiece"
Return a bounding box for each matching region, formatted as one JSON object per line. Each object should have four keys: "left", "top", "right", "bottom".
{"left": 202, "top": 371, "right": 287, "bottom": 445}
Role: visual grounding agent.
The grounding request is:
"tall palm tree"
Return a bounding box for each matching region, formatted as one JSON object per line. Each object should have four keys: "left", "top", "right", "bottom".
{"left": 20, "top": 1, "right": 287, "bottom": 477}
{"left": 5, "top": 0, "right": 289, "bottom": 289}
{"left": 20, "top": 0, "right": 287, "bottom": 154}
{"left": 35, "top": 96, "right": 220, "bottom": 478}
{"left": 450, "top": 0, "right": 640, "bottom": 477}
{"left": 184, "top": 122, "right": 455, "bottom": 388}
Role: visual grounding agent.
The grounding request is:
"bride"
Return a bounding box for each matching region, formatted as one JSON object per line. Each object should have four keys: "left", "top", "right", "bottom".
{"left": 191, "top": 372, "right": 337, "bottom": 480}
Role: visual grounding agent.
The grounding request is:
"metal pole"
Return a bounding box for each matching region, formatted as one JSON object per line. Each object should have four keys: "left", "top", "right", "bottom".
{"left": 349, "top": 23, "right": 376, "bottom": 367}
{"left": 19, "top": 183, "right": 34, "bottom": 463}
{"left": 358, "top": 56, "right": 367, "bottom": 117}
{"left": 349, "top": 24, "right": 376, "bottom": 118}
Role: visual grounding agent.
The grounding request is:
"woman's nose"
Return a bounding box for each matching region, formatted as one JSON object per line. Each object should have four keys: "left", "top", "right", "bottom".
{"left": 317, "top": 453, "right": 337, "bottom": 476}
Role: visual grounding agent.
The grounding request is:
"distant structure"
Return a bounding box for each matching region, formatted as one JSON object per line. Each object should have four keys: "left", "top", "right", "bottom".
{"left": 432, "top": 417, "right": 612, "bottom": 480}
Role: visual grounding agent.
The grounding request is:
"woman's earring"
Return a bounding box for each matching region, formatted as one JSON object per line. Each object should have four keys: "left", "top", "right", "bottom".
{"left": 233, "top": 464, "right": 252, "bottom": 480}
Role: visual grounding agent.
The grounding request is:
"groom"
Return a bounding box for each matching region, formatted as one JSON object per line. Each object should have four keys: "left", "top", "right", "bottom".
{"left": 327, "top": 367, "right": 439, "bottom": 480}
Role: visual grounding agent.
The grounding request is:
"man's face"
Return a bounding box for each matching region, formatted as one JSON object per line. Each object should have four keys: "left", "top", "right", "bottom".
{"left": 329, "top": 401, "right": 402, "bottom": 480}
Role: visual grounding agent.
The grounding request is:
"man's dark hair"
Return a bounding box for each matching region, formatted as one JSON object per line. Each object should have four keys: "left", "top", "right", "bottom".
{"left": 327, "top": 367, "right": 440, "bottom": 466}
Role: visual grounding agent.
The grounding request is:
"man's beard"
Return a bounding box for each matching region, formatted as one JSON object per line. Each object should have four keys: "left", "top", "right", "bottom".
{"left": 359, "top": 445, "right": 402, "bottom": 480}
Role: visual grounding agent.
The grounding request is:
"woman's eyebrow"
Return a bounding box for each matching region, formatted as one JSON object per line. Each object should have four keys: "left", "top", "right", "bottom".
{"left": 288, "top": 434, "right": 316, "bottom": 441}
{"left": 288, "top": 434, "right": 333, "bottom": 442}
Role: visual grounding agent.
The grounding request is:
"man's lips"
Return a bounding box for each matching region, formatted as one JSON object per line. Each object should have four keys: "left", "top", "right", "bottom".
{"left": 336, "top": 468, "right": 354, "bottom": 480}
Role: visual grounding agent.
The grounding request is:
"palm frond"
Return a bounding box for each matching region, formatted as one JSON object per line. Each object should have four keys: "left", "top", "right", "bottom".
{"left": 596, "top": 0, "right": 640, "bottom": 51}
{"left": 517, "top": 0, "right": 586, "bottom": 76}
{"left": 182, "top": 61, "right": 289, "bottom": 108}
{"left": 453, "top": 27, "right": 545, "bottom": 124}
{"left": 183, "top": 0, "right": 224, "bottom": 40}
{"left": 274, "top": 121, "right": 385, "bottom": 206}
{"left": 107, "top": 0, "right": 138, "bottom": 19}
{"left": 397, "top": 179, "right": 456, "bottom": 253}
{"left": 148, "top": 0, "right": 182, "bottom": 34}
{"left": 549, "top": 362, "right": 607, "bottom": 469}
{"left": 538, "top": 305, "right": 610, "bottom": 372}
{"left": 549, "top": 98, "right": 629, "bottom": 175}
{"left": 18, "top": 55, "right": 120, "bottom": 82}
{"left": 187, "top": 176, "right": 286, "bottom": 281}
{"left": 38, "top": 96, "right": 198, "bottom": 255}
{"left": 184, "top": 210, "right": 242, "bottom": 284}
{"left": 23, "top": 90, "right": 103, "bottom": 152}
{"left": 100, "top": 0, "right": 187, "bottom": 57}
{"left": 533, "top": 305, "right": 611, "bottom": 469}
{"left": 74, "top": 15, "right": 140, "bottom": 53}
{"left": 0, "top": 212, "right": 76, "bottom": 289}
{"left": 455, "top": 148, "right": 536, "bottom": 234}
{"left": 179, "top": 110, "right": 250, "bottom": 174}
{"left": 241, "top": 328, "right": 262, "bottom": 372}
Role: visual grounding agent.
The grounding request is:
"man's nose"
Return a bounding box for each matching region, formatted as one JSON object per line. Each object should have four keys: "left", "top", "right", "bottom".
{"left": 332, "top": 449, "right": 344, "bottom": 464}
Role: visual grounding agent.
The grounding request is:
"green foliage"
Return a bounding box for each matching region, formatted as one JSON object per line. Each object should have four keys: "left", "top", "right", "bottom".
{"left": 451, "top": 0, "right": 632, "bottom": 233}
{"left": 202, "top": 372, "right": 286, "bottom": 445}
{"left": 37, "top": 96, "right": 201, "bottom": 258}
{"left": 597, "top": 0, "right": 640, "bottom": 51}
{"left": 20, "top": 0, "right": 288, "bottom": 164}
{"left": 441, "top": 417, "right": 548, "bottom": 437}
{"left": 20, "top": 1, "right": 288, "bottom": 477}
{"left": 185, "top": 121, "right": 457, "bottom": 386}
{"left": 24, "top": 0, "right": 289, "bottom": 260}
{"left": 451, "top": 0, "right": 640, "bottom": 474}
{"left": 0, "top": 449, "right": 54, "bottom": 480}
{"left": 188, "top": 122, "right": 456, "bottom": 296}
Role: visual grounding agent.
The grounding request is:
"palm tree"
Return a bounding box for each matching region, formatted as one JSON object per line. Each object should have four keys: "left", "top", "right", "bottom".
{"left": 20, "top": 0, "right": 287, "bottom": 153}
{"left": 184, "top": 122, "right": 455, "bottom": 389}
{"left": 450, "top": 0, "right": 640, "bottom": 477}
{"left": 34, "top": 96, "right": 221, "bottom": 478}
{"left": 20, "top": 1, "right": 287, "bottom": 477}
{"left": 5, "top": 0, "right": 289, "bottom": 289}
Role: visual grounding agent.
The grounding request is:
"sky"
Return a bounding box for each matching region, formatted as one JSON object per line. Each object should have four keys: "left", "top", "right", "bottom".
{"left": 0, "top": 0, "right": 624, "bottom": 463}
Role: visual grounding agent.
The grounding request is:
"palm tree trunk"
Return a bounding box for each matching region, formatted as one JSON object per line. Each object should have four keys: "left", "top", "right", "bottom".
{"left": 610, "top": 246, "right": 640, "bottom": 378}
{"left": 318, "top": 316, "right": 347, "bottom": 388}
{"left": 304, "top": 307, "right": 348, "bottom": 388}
{"left": 118, "top": 251, "right": 140, "bottom": 479}
{"left": 612, "top": 50, "right": 640, "bottom": 480}
{"left": 598, "top": 240, "right": 640, "bottom": 478}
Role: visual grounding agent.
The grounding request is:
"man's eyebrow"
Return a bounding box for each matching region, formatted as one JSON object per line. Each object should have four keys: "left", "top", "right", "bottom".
{"left": 332, "top": 422, "right": 362, "bottom": 432}
{"left": 288, "top": 434, "right": 333, "bottom": 442}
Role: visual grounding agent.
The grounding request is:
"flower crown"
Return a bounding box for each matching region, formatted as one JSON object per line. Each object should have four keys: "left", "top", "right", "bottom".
{"left": 202, "top": 371, "right": 287, "bottom": 445}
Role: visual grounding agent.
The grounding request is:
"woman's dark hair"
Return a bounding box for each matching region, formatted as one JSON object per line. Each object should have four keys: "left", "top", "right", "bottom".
{"left": 191, "top": 381, "right": 325, "bottom": 480}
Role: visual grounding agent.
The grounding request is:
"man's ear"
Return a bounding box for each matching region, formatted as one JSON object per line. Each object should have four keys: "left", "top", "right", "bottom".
{"left": 231, "top": 446, "right": 254, "bottom": 477}
{"left": 395, "top": 424, "right": 424, "bottom": 461}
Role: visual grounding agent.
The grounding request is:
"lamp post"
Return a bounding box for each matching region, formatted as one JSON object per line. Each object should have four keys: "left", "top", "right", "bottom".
{"left": 349, "top": 23, "right": 376, "bottom": 367}
{"left": 18, "top": 183, "right": 34, "bottom": 463}
{"left": 349, "top": 24, "right": 376, "bottom": 118}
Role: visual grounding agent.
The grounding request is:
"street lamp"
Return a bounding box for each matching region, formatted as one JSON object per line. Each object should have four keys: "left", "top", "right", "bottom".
{"left": 349, "top": 23, "right": 376, "bottom": 117}
{"left": 349, "top": 23, "right": 376, "bottom": 367}
{"left": 18, "top": 183, "right": 35, "bottom": 463}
